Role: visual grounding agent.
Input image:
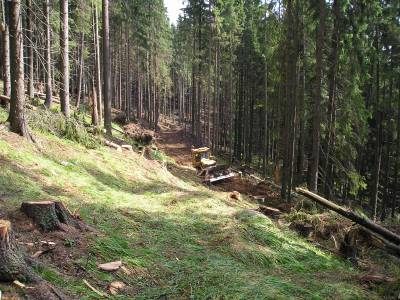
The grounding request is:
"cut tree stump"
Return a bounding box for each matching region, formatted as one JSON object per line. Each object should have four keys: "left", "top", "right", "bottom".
{"left": 0, "top": 220, "right": 39, "bottom": 282}
{"left": 21, "top": 201, "right": 80, "bottom": 231}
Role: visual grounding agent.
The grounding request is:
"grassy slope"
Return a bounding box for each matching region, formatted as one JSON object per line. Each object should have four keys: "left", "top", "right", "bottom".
{"left": 0, "top": 110, "right": 376, "bottom": 299}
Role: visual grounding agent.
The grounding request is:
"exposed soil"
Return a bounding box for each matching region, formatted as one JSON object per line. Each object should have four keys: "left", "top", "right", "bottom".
{"left": 156, "top": 120, "right": 193, "bottom": 166}
{"left": 0, "top": 205, "right": 95, "bottom": 299}
{"left": 153, "top": 120, "right": 286, "bottom": 207}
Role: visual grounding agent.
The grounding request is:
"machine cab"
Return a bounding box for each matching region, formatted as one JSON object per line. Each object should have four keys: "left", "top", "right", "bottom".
{"left": 191, "top": 147, "right": 216, "bottom": 169}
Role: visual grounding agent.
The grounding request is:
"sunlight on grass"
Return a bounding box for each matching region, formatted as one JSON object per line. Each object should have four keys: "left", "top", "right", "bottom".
{"left": 0, "top": 106, "right": 378, "bottom": 299}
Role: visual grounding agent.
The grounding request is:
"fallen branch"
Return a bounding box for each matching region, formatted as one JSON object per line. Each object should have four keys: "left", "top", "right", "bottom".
{"left": 295, "top": 188, "right": 400, "bottom": 246}
{"left": 83, "top": 279, "right": 106, "bottom": 297}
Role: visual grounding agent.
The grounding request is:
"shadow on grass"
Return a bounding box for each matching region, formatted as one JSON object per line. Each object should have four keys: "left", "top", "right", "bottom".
{"left": 0, "top": 152, "right": 373, "bottom": 299}
{"left": 75, "top": 200, "right": 363, "bottom": 300}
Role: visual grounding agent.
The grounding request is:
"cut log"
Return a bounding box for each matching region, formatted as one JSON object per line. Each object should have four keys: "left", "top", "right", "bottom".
{"left": 21, "top": 201, "right": 81, "bottom": 231}
{"left": 0, "top": 220, "right": 39, "bottom": 282}
{"left": 34, "top": 92, "right": 60, "bottom": 104}
{"left": 257, "top": 205, "right": 282, "bottom": 218}
{"left": 104, "top": 140, "right": 122, "bottom": 152}
{"left": 296, "top": 188, "right": 400, "bottom": 246}
{"left": 121, "top": 144, "right": 133, "bottom": 151}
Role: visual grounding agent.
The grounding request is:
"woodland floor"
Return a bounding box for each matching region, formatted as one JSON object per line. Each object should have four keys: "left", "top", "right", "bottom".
{"left": 0, "top": 107, "right": 399, "bottom": 299}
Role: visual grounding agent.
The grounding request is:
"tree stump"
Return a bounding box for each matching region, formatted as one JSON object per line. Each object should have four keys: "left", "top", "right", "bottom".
{"left": 0, "top": 220, "right": 38, "bottom": 282}
{"left": 21, "top": 201, "right": 80, "bottom": 231}
{"left": 54, "top": 201, "right": 79, "bottom": 228}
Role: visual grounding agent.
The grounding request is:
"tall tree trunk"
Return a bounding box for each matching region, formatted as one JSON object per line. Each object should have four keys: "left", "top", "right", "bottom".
{"left": 126, "top": 29, "right": 130, "bottom": 122}
{"left": 263, "top": 60, "right": 269, "bottom": 177}
{"left": 44, "top": 0, "right": 52, "bottom": 108}
{"left": 93, "top": 4, "right": 102, "bottom": 123}
{"left": 92, "top": 79, "right": 98, "bottom": 126}
{"left": 26, "top": 0, "right": 34, "bottom": 99}
{"left": 8, "top": 0, "right": 31, "bottom": 139}
{"left": 393, "top": 77, "right": 400, "bottom": 217}
{"left": 1, "top": 0, "right": 11, "bottom": 103}
{"left": 76, "top": 33, "right": 85, "bottom": 108}
{"left": 281, "top": 0, "right": 299, "bottom": 201}
{"left": 60, "top": 0, "right": 69, "bottom": 117}
{"left": 371, "top": 26, "right": 382, "bottom": 221}
{"left": 102, "top": 0, "right": 112, "bottom": 135}
{"left": 309, "top": 0, "right": 325, "bottom": 192}
{"left": 323, "top": 0, "right": 341, "bottom": 199}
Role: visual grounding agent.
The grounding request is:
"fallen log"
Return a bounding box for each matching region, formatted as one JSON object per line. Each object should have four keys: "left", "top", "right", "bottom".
{"left": 104, "top": 140, "right": 122, "bottom": 152}
{"left": 295, "top": 188, "right": 400, "bottom": 246}
{"left": 34, "top": 92, "right": 60, "bottom": 104}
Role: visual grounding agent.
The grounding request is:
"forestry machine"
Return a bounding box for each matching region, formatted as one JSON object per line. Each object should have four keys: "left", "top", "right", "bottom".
{"left": 191, "top": 147, "right": 235, "bottom": 184}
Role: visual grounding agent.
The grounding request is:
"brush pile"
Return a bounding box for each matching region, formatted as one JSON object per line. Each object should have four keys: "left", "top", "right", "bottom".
{"left": 123, "top": 123, "right": 154, "bottom": 145}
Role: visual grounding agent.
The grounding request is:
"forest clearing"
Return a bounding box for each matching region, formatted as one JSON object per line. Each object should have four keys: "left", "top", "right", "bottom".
{"left": 0, "top": 0, "right": 400, "bottom": 299}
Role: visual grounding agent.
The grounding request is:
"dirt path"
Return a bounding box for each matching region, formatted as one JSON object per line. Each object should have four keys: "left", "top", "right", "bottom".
{"left": 156, "top": 120, "right": 193, "bottom": 166}
{"left": 155, "top": 120, "right": 284, "bottom": 206}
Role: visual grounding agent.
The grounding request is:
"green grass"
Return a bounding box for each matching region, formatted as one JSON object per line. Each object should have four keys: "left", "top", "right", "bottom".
{"left": 0, "top": 107, "right": 382, "bottom": 299}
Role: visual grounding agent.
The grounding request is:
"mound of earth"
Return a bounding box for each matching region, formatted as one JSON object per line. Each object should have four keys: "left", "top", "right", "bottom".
{"left": 123, "top": 123, "right": 154, "bottom": 145}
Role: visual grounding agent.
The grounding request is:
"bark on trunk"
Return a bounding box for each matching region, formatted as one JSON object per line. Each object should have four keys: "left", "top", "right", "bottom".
{"left": 26, "top": 0, "right": 34, "bottom": 99}
{"left": 1, "top": 14, "right": 11, "bottom": 104}
{"left": 76, "top": 33, "right": 85, "bottom": 108}
{"left": 92, "top": 79, "right": 99, "bottom": 126}
{"left": 309, "top": 0, "right": 325, "bottom": 192}
{"left": 44, "top": 0, "right": 52, "bottom": 108}
{"left": 60, "top": 0, "right": 70, "bottom": 117}
{"left": 93, "top": 3, "right": 102, "bottom": 123}
{"left": 102, "top": 0, "right": 112, "bottom": 135}
{"left": 9, "top": 0, "right": 31, "bottom": 139}
{"left": 0, "top": 220, "right": 39, "bottom": 282}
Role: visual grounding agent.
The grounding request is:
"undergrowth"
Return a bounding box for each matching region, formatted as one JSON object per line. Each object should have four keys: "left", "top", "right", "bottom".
{"left": 27, "top": 108, "right": 100, "bottom": 149}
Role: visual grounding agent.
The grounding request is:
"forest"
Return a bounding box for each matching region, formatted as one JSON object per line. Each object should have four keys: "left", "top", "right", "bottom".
{"left": 0, "top": 0, "right": 399, "bottom": 299}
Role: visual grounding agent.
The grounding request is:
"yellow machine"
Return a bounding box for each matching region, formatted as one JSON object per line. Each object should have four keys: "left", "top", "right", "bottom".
{"left": 191, "top": 147, "right": 235, "bottom": 184}
{"left": 191, "top": 147, "right": 216, "bottom": 169}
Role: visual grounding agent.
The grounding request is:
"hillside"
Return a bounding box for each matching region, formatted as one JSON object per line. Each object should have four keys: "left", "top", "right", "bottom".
{"left": 0, "top": 107, "right": 397, "bottom": 299}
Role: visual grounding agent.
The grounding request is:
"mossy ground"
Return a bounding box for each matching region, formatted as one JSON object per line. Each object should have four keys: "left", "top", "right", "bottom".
{"left": 0, "top": 106, "right": 384, "bottom": 299}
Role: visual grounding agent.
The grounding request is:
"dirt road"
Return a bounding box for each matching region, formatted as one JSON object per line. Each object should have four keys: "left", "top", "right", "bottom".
{"left": 156, "top": 120, "right": 193, "bottom": 166}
